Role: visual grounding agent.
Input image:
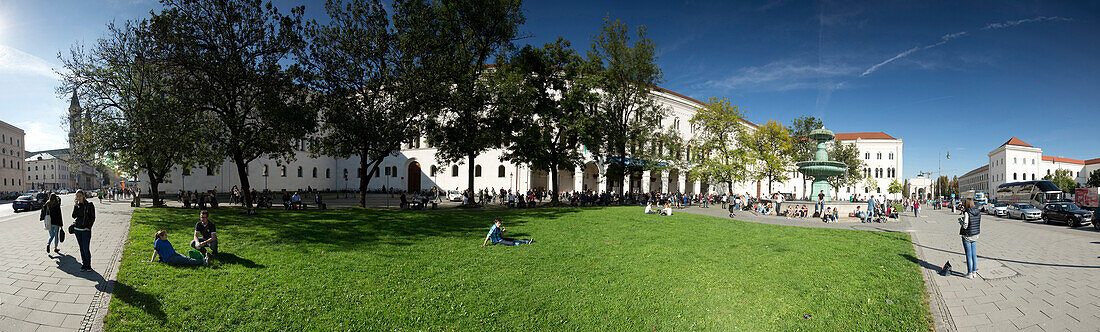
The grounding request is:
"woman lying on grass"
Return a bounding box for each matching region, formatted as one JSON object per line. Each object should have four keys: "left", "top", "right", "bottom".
{"left": 481, "top": 218, "right": 532, "bottom": 247}
{"left": 151, "top": 230, "right": 208, "bottom": 266}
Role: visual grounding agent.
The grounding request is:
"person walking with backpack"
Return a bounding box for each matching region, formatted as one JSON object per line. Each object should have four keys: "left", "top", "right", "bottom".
{"left": 959, "top": 198, "right": 981, "bottom": 279}
{"left": 71, "top": 189, "right": 97, "bottom": 272}
{"left": 40, "top": 193, "right": 63, "bottom": 254}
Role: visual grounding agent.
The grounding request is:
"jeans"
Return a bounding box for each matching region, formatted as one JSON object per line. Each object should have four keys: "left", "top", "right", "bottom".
{"left": 496, "top": 238, "right": 531, "bottom": 246}
{"left": 163, "top": 253, "right": 204, "bottom": 266}
{"left": 75, "top": 229, "right": 92, "bottom": 269}
{"left": 816, "top": 201, "right": 824, "bottom": 212}
{"left": 47, "top": 225, "right": 60, "bottom": 247}
{"left": 962, "top": 238, "right": 977, "bottom": 275}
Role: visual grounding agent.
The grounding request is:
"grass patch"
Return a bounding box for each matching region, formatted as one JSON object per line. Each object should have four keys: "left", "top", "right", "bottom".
{"left": 105, "top": 206, "right": 931, "bottom": 331}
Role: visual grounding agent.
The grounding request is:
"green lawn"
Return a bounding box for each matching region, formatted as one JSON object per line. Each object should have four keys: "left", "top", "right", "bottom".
{"left": 105, "top": 206, "right": 932, "bottom": 331}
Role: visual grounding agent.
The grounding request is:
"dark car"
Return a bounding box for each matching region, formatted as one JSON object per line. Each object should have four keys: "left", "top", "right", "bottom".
{"left": 1042, "top": 202, "right": 1093, "bottom": 227}
{"left": 1094, "top": 209, "right": 1100, "bottom": 231}
{"left": 12, "top": 195, "right": 42, "bottom": 212}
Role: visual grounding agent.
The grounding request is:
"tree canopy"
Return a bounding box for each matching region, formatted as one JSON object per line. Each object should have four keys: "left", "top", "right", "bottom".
{"left": 687, "top": 97, "right": 749, "bottom": 195}
{"left": 744, "top": 120, "right": 792, "bottom": 194}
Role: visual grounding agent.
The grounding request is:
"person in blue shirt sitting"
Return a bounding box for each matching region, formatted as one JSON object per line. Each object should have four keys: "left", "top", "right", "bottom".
{"left": 480, "top": 218, "right": 532, "bottom": 246}
{"left": 150, "top": 230, "right": 208, "bottom": 266}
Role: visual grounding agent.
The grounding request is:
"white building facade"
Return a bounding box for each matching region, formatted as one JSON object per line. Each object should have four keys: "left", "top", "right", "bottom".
{"left": 142, "top": 87, "right": 905, "bottom": 199}
{"left": 958, "top": 137, "right": 1100, "bottom": 195}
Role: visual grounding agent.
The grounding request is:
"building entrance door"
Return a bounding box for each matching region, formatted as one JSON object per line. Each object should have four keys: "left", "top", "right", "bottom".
{"left": 408, "top": 162, "right": 422, "bottom": 193}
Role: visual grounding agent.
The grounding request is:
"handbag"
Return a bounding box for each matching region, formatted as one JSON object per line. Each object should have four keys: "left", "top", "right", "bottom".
{"left": 59, "top": 228, "right": 65, "bottom": 243}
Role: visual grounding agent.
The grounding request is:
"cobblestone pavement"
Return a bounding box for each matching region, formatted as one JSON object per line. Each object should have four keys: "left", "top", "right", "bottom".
{"left": 683, "top": 205, "right": 1100, "bottom": 332}
{"left": 0, "top": 194, "right": 133, "bottom": 332}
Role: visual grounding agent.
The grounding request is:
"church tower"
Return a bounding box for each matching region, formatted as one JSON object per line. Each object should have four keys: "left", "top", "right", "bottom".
{"left": 67, "top": 89, "right": 82, "bottom": 157}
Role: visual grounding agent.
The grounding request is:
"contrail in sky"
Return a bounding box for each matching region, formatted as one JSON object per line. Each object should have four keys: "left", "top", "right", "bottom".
{"left": 860, "top": 16, "right": 1072, "bottom": 77}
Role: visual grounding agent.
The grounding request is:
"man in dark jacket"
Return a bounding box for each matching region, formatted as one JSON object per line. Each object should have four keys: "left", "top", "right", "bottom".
{"left": 72, "top": 190, "right": 96, "bottom": 272}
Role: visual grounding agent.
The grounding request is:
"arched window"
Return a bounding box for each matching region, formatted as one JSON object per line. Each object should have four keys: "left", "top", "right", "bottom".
{"left": 430, "top": 165, "right": 437, "bottom": 177}
{"left": 312, "top": 167, "right": 317, "bottom": 178}
{"left": 498, "top": 165, "right": 506, "bottom": 178}
{"left": 326, "top": 168, "right": 331, "bottom": 178}
{"left": 281, "top": 166, "right": 287, "bottom": 177}
{"left": 889, "top": 153, "right": 894, "bottom": 160}
{"left": 1013, "top": 173, "right": 1017, "bottom": 180}
{"left": 865, "top": 152, "right": 870, "bottom": 159}
{"left": 475, "top": 165, "right": 482, "bottom": 177}
{"left": 876, "top": 152, "right": 882, "bottom": 160}
{"left": 391, "top": 166, "right": 398, "bottom": 177}
{"left": 297, "top": 166, "right": 303, "bottom": 177}
{"left": 452, "top": 165, "right": 459, "bottom": 177}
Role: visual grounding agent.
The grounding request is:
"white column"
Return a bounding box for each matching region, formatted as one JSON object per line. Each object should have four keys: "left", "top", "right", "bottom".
{"left": 598, "top": 167, "right": 609, "bottom": 193}
{"left": 622, "top": 173, "right": 630, "bottom": 193}
{"left": 660, "top": 171, "right": 669, "bottom": 193}
{"left": 678, "top": 176, "right": 686, "bottom": 194}
{"left": 574, "top": 167, "right": 584, "bottom": 192}
{"left": 692, "top": 180, "right": 701, "bottom": 194}
{"left": 641, "top": 170, "right": 651, "bottom": 193}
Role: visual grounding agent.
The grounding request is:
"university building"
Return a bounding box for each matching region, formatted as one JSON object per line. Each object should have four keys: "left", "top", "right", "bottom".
{"left": 24, "top": 149, "right": 98, "bottom": 191}
{"left": 0, "top": 120, "right": 26, "bottom": 193}
{"left": 958, "top": 137, "right": 1100, "bottom": 194}
{"left": 141, "top": 87, "right": 904, "bottom": 199}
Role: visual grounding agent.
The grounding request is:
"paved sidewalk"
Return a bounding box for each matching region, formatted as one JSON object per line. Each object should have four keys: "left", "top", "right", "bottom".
{"left": 683, "top": 205, "right": 1100, "bottom": 332}
{"left": 0, "top": 195, "right": 133, "bottom": 332}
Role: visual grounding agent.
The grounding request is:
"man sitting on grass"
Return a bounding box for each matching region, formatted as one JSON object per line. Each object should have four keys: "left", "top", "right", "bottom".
{"left": 481, "top": 218, "right": 532, "bottom": 247}
{"left": 191, "top": 210, "right": 219, "bottom": 257}
{"left": 151, "top": 230, "right": 208, "bottom": 266}
{"left": 644, "top": 203, "right": 656, "bottom": 214}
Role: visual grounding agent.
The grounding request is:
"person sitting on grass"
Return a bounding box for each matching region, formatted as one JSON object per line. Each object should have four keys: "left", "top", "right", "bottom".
{"left": 151, "top": 230, "right": 208, "bottom": 266}
{"left": 191, "top": 210, "right": 219, "bottom": 257}
{"left": 481, "top": 218, "right": 532, "bottom": 246}
{"left": 660, "top": 203, "right": 673, "bottom": 216}
{"left": 644, "top": 203, "right": 656, "bottom": 214}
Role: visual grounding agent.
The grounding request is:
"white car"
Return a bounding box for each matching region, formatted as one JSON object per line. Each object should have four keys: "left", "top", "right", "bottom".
{"left": 985, "top": 202, "right": 1008, "bottom": 217}
{"left": 446, "top": 190, "right": 464, "bottom": 202}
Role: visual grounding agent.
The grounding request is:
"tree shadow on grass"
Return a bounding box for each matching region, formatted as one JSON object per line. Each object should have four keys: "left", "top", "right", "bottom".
{"left": 235, "top": 207, "right": 584, "bottom": 251}
{"left": 213, "top": 252, "right": 264, "bottom": 269}
{"left": 112, "top": 282, "right": 166, "bottom": 324}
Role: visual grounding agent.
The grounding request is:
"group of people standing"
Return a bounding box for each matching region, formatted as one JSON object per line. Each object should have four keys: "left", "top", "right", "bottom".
{"left": 39, "top": 190, "right": 97, "bottom": 272}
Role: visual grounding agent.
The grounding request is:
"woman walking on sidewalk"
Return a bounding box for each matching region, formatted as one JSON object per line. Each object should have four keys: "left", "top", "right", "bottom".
{"left": 40, "top": 193, "right": 63, "bottom": 254}
{"left": 958, "top": 198, "right": 981, "bottom": 279}
{"left": 72, "top": 189, "right": 97, "bottom": 272}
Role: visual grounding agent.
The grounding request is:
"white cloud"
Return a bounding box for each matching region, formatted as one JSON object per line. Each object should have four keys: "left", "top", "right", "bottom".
{"left": 705, "top": 61, "right": 858, "bottom": 91}
{"left": 982, "top": 16, "right": 1072, "bottom": 30}
{"left": 0, "top": 44, "right": 60, "bottom": 79}
{"left": 17, "top": 120, "right": 69, "bottom": 153}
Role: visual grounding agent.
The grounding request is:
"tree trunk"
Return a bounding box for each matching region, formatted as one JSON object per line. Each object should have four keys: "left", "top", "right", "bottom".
{"left": 467, "top": 153, "right": 476, "bottom": 205}
{"left": 232, "top": 153, "right": 253, "bottom": 209}
{"left": 549, "top": 164, "right": 559, "bottom": 204}
{"left": 147, "top": 171, "right": 163, "bottom": 207}
{"left": 358, "top": 156, "right": 381, "bottom": 208}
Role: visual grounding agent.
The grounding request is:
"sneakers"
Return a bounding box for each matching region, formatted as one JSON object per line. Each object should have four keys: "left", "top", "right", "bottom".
{"left": 203, "top": 255, "right": 210, "bottom": 266}
{"left": 54, "top": 247, "right": 60, "bottom": 254}
{"left": 46, "top": 244, "right": 50, "bottom": 254}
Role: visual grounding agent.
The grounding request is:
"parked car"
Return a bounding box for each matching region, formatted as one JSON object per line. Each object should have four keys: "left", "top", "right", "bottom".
{"left": 1094, "top": 209, "right": 1100, "bottom": 231}
{"left": 447, "top": 190, "right": 464, "bottom": 202}
{"left": 1042, "top": 202, "right": 1093, "bottom": 227}
{"left": 1006, "top": 203, "right": 1042, "bottom": 220}
{"left": 59, "top": 189, "right": 70, "bottom": 195}
{"left": 12, "top": 195, "right": 42, "bottom": 212}
{"left": 985, "top": 202, "right": 1009, "bottom": 217}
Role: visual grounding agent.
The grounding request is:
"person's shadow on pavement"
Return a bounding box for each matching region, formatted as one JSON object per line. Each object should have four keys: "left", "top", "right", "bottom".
{"left": 53, "top": 254, "right": 109, "bottom": 292}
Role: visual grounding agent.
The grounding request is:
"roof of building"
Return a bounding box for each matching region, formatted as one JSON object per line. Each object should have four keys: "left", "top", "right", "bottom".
{"left": 0, "top": 119, "right": 25, "bottom": 133}
{"left": 962, "top": 164, "right": 989, "bottom": 178}
{"left": 25, "top": 152, "right": 58, "bottom": 162}
{"left": 834, "top": 132, "right": 896, "bottom": 140}
{"left": 1086, "top": 158, "right": 1100, "bottom": 165}
{"left": 652, "top": 86, "right": 759, "bottom": 128}
{"left": 1042, "top": 156, "right": 1085, "bottom": 165}
{"left": 1000, "top": 137, "right": 1033, "bottom": 148}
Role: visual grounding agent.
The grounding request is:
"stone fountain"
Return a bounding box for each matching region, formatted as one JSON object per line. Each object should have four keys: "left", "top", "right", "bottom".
{"left": 796, "top": 128, "right": 847, "bottom": 201}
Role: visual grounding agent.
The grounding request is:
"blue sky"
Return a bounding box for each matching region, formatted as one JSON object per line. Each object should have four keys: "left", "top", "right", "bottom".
{"left": 1, "top": 0, "right": 1097, "bottom": 178}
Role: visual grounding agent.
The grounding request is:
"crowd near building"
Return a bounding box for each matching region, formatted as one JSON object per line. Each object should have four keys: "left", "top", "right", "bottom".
{"left": 958, "top": 137, "right": 1100, "bottom": 194}
{"left": 145, "top": 87, "right": 905, "bottom": 200}
{"left": 0, "top": 120, "right": 26, "bottom": 193}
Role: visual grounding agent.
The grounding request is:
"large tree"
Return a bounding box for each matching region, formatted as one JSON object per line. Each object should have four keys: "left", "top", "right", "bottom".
{"left": 1088, "top": 169, "right": 1100, "bottom": 188}
{"left": 687, "top": 97, "right": 750, "bottom": 195}
{"left": 300, "top": 0, "right": 442, "bottom": 207}
{"left": 421, "top": 0, "right": 525, "bottom": 204}
{"left": 496, "top": 38, "right": 598, "bottom": 204}
{"left": 1043, "top": 169, "right": 1078, "bottom": 193}
{"left": 744, "top": 120, "right": 792, "bottom": 194}
{"left": 826, "top": 141, "right": 863, "bottom": 198}
{"left": 148, "top": 0, "right": 316, "bottom": 209}
{"left": 585, "top": 17, "right": 666, "bottom": 194}
{"left": 786, "top": 116, "right": 823, "bottom": 198}
{"left": 59, "top": 20, "right": 209, "bottom": 206}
